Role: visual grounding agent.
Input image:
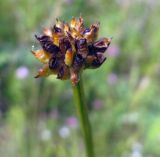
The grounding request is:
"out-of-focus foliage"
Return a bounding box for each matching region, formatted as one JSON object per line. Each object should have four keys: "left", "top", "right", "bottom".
{"left": 0, "top": 0, "right": 160, "bottom": 157}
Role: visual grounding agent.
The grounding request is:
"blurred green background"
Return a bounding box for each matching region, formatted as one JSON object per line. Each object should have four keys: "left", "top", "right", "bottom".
{"left": 0, "top": 0, "right": 160, "bottom": 157}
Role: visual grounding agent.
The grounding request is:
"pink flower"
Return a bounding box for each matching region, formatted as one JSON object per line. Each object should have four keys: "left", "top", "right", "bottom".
{"left": 64, "top": 0, "right": 73, "bottom": 4}
{"left": 16, "top": 66, "right": 29, "bottom": 79}
{"left": 107, "top": 73, "right": 118, "bottom": 85}
{"left": 92, "top": 99, "right": 103, "bottom": 110}
{"left": 65, "top": 116, "right": 78, "bottom": 128}
{"left": 107, "top": 44, "right": 120, "bottom": 57}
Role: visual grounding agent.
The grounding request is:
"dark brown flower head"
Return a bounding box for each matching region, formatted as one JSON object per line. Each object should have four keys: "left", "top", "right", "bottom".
{"left": 32, "top": 16, "right": 111, "bottom": 85}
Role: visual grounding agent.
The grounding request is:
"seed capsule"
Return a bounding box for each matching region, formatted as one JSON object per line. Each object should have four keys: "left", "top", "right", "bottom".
{"left": 85, "top": 55, "right": 97, "bottom": 67}
{"left": 72, "top": 54, "right": 84, "bottom": 73}
{"left": 93, "top": 38, "right": 112, "bottom": 53}
{"left": 59, "top": 37, "right": 71, "bottom": 54}
{"left": 57, "top": 65, "right": 70, "bottom": 80}
{"left": 35, "top": 35, "right": 59, "bottom": 54}
{"left": 49, "top": 57, "right": 59, "bottom": 70}
{"left": 76, "top": 38, "right": 88, "bottom": 58}
{"left": 91, "top": 53, "right": 106, "bottom": 68}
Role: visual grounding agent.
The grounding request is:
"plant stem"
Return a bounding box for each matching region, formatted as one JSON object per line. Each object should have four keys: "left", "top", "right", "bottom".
{"left": 72, "top": 74, "right": 94, "bottom": 157}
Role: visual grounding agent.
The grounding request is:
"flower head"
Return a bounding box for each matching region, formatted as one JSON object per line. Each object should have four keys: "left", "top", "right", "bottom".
{"left": 32, "top": 16, "right": 111, "bottom": 85}
{"left": 16, "top": 66, "right": 29, "bottom": 79}
{"left": 58, "top": 126, "right": 70, "bottom": 138}
{"left": 65, "top": 116, "right": 78, "bottom": 128}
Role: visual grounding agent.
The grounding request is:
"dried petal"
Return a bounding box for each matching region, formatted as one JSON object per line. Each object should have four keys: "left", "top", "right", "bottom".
{"left": 71, "top": 28, "right": 83, "bottom": 39}
{"left": 35, "top": 64, "right": 55, "bottom": 78}
{"left": 35, "top": 35, "right": 59, "bottom": 54}
{"left": 66, "top": 32, "right": 76, "bottom": 53}
{"left": 31, "top": 49, "right": 51, "bottom": 63}
{"left": 77, "top": 16, "right": 85, "bottom": 33}
{"left": 55, "top": 19, "right": 64, "bottom": 30}
{"left": 52, "top": 31, "right": 65, "bottom": 46}
{"left": 43, "top": 28, "right": 52, "bottom": 37}
{"left": 70, "top": 70, "right": 79, "bottom": 86}
{"left": 93, "top": 38, "right": 112, "bottom": 53}
{"left": 84, "top": 22, "right": 99, "bottom": 43}
{"left": 64, "top": 23, "right": 70, "bottom": 35}
{"left": 64, "top": 49, "right": 74, "bottom": 66}
{"left": 70, "top": 17, "right": 78, "bottom": 29}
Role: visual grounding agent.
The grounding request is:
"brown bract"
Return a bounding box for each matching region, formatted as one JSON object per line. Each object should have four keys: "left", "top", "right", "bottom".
{"left": 32, "top": 16, "right": 111, "bottom": 85}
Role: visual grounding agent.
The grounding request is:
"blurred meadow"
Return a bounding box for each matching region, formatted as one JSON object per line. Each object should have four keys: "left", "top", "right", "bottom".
{"left": 0, "top": 0, "right": 160, "bottom": 157}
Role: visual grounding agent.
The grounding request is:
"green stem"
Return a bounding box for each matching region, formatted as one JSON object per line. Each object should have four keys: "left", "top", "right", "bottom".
{"left": 72, "top": 74, "right": 94, "bottom": 157}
